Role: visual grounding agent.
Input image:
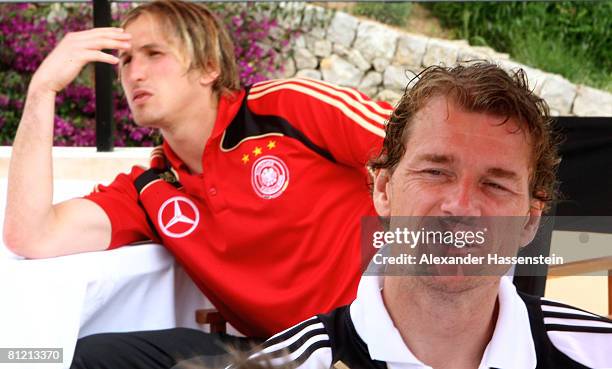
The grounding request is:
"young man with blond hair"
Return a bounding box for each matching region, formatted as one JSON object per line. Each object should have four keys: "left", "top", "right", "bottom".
{"left": 5, "top": 0, "right": 392, "bottom": 367}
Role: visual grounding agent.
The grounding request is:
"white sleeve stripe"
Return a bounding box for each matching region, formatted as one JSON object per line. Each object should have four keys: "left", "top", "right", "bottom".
{"left": 248, "top": 84, "right": 386, "bottom": 138}
{"left": 543, "top": 311, "right": 611, "bottom": 324}
{"left": 272, "top": 335, "right": 329, "bottom": 362}
{"left": 252, "top": 78, "right": 283, "bottom": 89}
{"left": 293, "top": 77, "right": 394, "bottom": 117}
{"left": 261, "top": 323, "right": 326, "bottom": 355}
{"left": 249, "top": 80, "right": 389, "bottom": 127}
{"left": 544, "top": 318, "right": 612, "bottom": 328}
{"left": 540, "top": 304, "right": 600, "bottom": 318}
{"left": 249, "top": 78, "right": 391, "bottom": 126}
{"left": 266, "top": 346, "right": 332, "bottom": 369}
{"left": 252, "top": 78, "right": 300, "bottom": 89}
{"left": 227, "top": 345, "right": 332, "bottom": 369}
{"left": 289, "top": 343, "right": 332, "bottom": 369}
{"left": 251, "top": 77, "right": 394, "bottom": 118}
{"left": 265, "top": 317, "right": 320, "bottom": 344}
{"left": 253, "top": 334, "right": 330, "bottom": 361}
{"left": 540, "top": 298, "right": 599, "bottom": 316}
{"left": 547, "top": 330, "right": 612, "bottom": 369}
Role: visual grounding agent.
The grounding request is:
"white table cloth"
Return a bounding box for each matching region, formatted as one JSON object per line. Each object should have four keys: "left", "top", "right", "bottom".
{"left": 0, "top": 244, "right": 213, "bottom": 368}
{"left": 0, "top": 179, "right": 221, "bottom": 368}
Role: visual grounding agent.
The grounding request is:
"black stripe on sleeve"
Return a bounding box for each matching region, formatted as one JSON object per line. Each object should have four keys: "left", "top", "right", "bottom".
{"left": 543, "top": 311, "right": 612, "bottom": 324}
{"left": 263, "top": 317, "right": 321, "bottom": 349}
{"left": 291, "top": 340, "right": 331, "bottom": 368}
{"left": 264, "top": 328, "right": 328, "bottom": 359}
{"left": 134, "top": 168, "right": 164, "bottom": 193}
{"left": 545, "top": 324, "right": 612, "bottom": 333}
{"left": 134, "top": 168, "right": 182, "bottom": 193}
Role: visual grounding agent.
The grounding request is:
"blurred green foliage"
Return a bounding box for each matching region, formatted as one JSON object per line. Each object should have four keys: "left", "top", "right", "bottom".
{"left": 352, "top": 2, "right": 412, "bottom": 27}
{"left": 425, "top": 2, "right": 612, "bottom": 91}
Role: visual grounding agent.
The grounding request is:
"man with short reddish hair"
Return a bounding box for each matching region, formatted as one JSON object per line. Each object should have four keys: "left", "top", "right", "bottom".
{"left": 247, "top": 64, "right": 612, "bottom": 369}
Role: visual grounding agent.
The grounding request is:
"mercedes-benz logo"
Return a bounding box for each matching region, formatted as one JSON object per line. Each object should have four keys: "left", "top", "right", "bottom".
{"left": 157, "top": 196, "right": 200, "bottom": 238}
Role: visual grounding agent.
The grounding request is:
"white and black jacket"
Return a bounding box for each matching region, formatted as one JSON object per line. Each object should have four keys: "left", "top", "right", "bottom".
{"left": 251, "top": 277, "right": 612, "bottom": 369}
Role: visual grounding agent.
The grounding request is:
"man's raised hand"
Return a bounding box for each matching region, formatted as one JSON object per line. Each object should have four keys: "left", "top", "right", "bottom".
{"left": 4, "top": 28, "right": 129, "bottom": 258}
{"left": 30, "top": 27, "right": 131, "bottom": 94}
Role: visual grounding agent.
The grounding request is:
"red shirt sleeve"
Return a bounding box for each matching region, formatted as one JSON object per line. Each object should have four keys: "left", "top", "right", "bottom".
{"left": 83, "top": 166, "right": 159, "bottom": 249}
{"left": 247, "top": 78, "right": 392, "bottom": 167}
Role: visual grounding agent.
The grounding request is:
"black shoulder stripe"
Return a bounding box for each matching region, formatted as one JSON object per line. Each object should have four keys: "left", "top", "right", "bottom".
{"left": 264, "top": 328, "right": 328, "bottom": 359}
{"left": 545, "top": 324, "right": 612, "bottom": 333}
{"left": 263, "top": 317, "right": 321, "bottom": 349}
{"left": 540, "top": 299, "right": 598, "bottom": 316}
{"left": 222, "top": 86, "right": 336, "bottom": 163}
{"left": 543, "top": 311, "right": 612, "bottom": 324}
{"left": 134, "top": 168, "right": 163, "bottom": 193}
{"left": 134, "top": 168, "right": 182, "bottom": 193}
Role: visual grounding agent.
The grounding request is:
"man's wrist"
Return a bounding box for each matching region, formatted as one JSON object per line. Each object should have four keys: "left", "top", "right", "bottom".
{"left": 26, "top": 81, "right": 58, "bottom": 101}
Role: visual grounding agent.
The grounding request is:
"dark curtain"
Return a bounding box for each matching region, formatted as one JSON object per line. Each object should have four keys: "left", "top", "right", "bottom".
{"left": 514, "top": 116, "right": 612, "bottom": 296}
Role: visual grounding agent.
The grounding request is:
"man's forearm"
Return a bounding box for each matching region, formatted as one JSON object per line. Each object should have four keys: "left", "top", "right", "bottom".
{"left": 4, "top": 86, "right": 57, "bottom": 251}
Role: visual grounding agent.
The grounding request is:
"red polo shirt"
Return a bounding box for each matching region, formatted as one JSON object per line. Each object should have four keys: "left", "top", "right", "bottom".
{"left": 85, "top": 78, "right": 392, "bottom": 337}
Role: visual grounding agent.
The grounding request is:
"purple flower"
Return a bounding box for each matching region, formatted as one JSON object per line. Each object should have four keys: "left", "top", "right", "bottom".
{"left": 231, "top": 16, "right": 242, "bottom": 27}
{"left": 1, "top": 3, "right": 302, "bottom": 146}
{"left": 129, "top": 130, "right": 143, "bottom": 141}
{"left": 12, "top": 100, "right": 24, "bottom": 110}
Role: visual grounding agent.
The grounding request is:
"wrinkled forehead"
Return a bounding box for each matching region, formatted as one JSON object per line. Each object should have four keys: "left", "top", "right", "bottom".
{"left": 122, "top": 12, "right": 185, "bottom": 55}
{"left": 408, "top": 96, "right": 532, "bottom": 161}
{"left": 412, "top": 95, "right": 533, "bottom": 151}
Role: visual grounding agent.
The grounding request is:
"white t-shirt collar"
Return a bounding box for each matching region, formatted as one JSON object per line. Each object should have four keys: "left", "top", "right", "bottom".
{"left": 349, "top": 276, "right": 537, "bottom": 369}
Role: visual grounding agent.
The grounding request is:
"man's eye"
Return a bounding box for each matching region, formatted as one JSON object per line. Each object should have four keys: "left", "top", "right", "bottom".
{"left": 485, "top": 182, "right": 507, "bottom": 191}
{"left": 121, "top": 57, "right": 131, "bottom": 66}
{"left": 149, "top": 51, "right": 161, "bottom": 57}
{"left": 423, "top": 169, "right": 444, "bottom": 176}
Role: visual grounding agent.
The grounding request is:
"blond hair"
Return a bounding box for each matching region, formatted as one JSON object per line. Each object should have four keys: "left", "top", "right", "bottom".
{"left": 121, "top": 0, "right": 240, "bottom": 95}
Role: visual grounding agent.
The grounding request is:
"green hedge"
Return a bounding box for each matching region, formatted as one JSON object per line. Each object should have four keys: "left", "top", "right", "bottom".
{"left": 425, "top": 2, "right": 612, "bottom": 91}
{"left": 352, "top": 2, "right": 412, "bottom": 27}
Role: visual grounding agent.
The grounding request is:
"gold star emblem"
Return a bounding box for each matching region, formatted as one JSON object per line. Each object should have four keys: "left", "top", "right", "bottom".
{"left": 253, "top": 146, "right": 262, "bottom": 156}
{"left": 241, "top": 154, "right": 250, "bottom": 164}
{"left": 267, "top": 140, "right": 276, "bottom": 150}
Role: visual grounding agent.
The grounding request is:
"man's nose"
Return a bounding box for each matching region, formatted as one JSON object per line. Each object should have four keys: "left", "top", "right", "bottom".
{"left": 439, "top": 179, "right": 482, "bottom": 216}
{"left": 125, "top": 57, "right": 146, "bottom": 83}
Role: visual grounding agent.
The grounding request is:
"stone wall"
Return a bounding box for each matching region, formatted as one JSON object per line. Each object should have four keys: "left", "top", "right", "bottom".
{"left": 278, "top": 5, "right": 612, "bottom": 117}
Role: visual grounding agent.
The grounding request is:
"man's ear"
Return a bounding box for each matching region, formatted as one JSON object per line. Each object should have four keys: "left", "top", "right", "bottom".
{"left": 199, "top": 67, "right": 220, "bottom": 86}
{"left": 373, "top": 169, "right": 392, "bottom": 217}
{"left": 519, "top": 199, "right": 544, "bottom": 247}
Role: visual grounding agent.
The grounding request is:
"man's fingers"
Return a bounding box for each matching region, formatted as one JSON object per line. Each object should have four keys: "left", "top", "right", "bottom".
{"left": 68, "top": 27, "right": 128, "bottom": 40}
{"left": 59, "top": 34, "right": 131, "bottom": 56}
{"left": 84, "top": 50, "right": 120, "bottom": 65}
{"left": 83, "top": 38, "right": 131, "bottom": 52}
{"left": 67, "top": 50, "right": 119, "bottom": 65}
{"left": 66, "top": 28, "right": 131, "bottom": 47}
{"left": 59, "top": 28, "right": 131, "bottom": 52}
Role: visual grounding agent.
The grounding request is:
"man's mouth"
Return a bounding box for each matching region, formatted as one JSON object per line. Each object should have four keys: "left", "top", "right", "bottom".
{"left": 132, "top": 90, "right": 152, "bottom": 104}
